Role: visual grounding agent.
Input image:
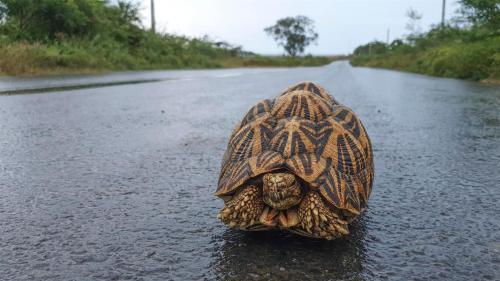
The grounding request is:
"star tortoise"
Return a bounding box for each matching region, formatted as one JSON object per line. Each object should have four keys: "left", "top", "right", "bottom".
{"left": 216, "top": 82, "right": 374, "bottom": 240}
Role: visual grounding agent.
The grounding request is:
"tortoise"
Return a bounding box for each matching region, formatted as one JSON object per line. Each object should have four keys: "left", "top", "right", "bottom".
{"left": 215, "top": 82, "right": 373, "bottom": 240}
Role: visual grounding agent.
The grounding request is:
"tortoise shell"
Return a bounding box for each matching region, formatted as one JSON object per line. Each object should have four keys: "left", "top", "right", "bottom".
{"left": 216, "top": 82, "right": 373, "bottom": 214}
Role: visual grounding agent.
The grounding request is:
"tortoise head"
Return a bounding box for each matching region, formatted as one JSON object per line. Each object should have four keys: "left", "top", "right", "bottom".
{"left": 262, "top": 172, "right": 304, "bottom": 210}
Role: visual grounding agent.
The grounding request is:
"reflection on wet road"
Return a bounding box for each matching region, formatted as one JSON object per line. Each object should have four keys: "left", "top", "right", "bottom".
{"left": 0, "top": 62, "right": 499, "bottom": 280}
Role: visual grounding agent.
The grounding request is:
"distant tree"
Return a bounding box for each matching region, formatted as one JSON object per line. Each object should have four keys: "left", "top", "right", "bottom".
{"left": 458, "top": 0, "right": 499, "bottom": 27}
{"left": 405, "top": 8, "right": 423, "bottom": 35}
{"left": 405, "top": 7, "right": 424, "bottom": 44}
{"left": 353, "top": 41, "right": 388, "bottom": 56}
{"left": 264, "top": 15, "right": 318, "bottom": 56}
{"left": 115, "top": 0, "right": 141, "bottom": 26}
{"left": 390, "top": 39, "right": 405, "bottom": 48}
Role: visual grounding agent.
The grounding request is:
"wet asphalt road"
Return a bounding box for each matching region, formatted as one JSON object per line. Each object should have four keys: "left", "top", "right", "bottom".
{"left": 1, "top": 61, "right": 499, "bottom": 281}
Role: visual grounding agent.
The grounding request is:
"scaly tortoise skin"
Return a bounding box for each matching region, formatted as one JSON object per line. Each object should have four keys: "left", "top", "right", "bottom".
{"left": 215, "top": 82, "right": 373, "bottom": 240}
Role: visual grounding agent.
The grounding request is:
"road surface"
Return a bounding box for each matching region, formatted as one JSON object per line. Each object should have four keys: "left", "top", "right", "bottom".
{"left": 1, "top": 62, "right": 499, "bottom": 280}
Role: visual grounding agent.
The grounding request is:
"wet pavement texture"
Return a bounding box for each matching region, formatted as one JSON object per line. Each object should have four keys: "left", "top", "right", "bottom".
{"left": 0, "top": 61, "right": 499, "bottom": 280}
{"left": 0, "top": 68, "right": 288, "bottom": 94}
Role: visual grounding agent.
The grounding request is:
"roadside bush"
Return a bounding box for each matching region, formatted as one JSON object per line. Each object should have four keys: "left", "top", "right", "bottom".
{"left": 350, "top": 0, "right": 500, "bottom": 82}
{"left": 351, "top": 36, "right": 500, "bottom": 81}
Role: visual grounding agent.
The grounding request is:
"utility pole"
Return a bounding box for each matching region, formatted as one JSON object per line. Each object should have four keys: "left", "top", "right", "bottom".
{"left": 151, "top": 0, "right": 156, "bottom": 33}
{"left": 441, "top": 0, "right": 446, "bottom": 27}
{"left": 386, "top": 28, "right": 390, "bottom": 45}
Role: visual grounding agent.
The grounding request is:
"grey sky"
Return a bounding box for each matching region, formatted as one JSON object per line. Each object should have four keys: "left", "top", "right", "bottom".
{"left": 139, "top": 0, "right": 459, "bottom": 55}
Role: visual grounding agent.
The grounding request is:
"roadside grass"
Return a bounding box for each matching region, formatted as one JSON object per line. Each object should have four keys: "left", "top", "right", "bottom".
{"left": 219, "top": 55, "right": 346, "bottom": 68}
{"left": 0, "top": 38, "right": 338, "bottom": 76}
{"left": 0, "top": 37, "right": 220, "bottom": 76}
{"left": 350, "top": 36, "right": 500, "bottom": 82}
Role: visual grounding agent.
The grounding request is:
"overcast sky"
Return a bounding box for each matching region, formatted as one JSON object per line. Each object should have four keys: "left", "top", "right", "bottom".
{"left": 138, "top": 0, "right": 459, "bottom": 55}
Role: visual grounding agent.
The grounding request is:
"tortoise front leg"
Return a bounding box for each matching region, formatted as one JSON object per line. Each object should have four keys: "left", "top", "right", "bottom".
{"left": 217, "top": 185, "right": 264, "bottom": 230}
{"left": 291, "top": 191, "right": 349, "bottom": 240}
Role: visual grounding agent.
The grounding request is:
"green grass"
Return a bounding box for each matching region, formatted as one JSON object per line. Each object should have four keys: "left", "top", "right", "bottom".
{"left": 0, "top": 37, "right": 337, "bottom": 76}
{"left": 219, "top": 55, "right": 343, "bottom": 68}
{"left": 350, "top": 36, "right": 500, "bottom": 82}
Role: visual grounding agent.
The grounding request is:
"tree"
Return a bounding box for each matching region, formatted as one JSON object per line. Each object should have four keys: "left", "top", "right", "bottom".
{"left": 264, "top": 15, "right": 318, "bottom": 56}
{"left": 353, "top": 41, "right": 388, "bottom": 56}
{"left": 405, "top": 8, "right": 423, "bottom": 44}
{"left": 0, "top": 0, "right": 143, "bottom": 42}
{"left": 458, "top": 0, "right": 499, "bottom": 27}
{"left": 0, "top": 0, "right": 103, "bottom": 40}
{"left": 405, "top": 8, "right": 423, "bottom": 35}
{"left": 116, "top": 0, "right": 141, "bottom": 26}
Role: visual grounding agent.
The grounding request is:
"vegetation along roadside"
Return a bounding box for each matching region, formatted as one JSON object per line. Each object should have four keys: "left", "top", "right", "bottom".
{"left": 0, "top": 1, "right": 337, "bottom": 76}
{"left": 350, "top": 0, "right": 500, "bottom": 83}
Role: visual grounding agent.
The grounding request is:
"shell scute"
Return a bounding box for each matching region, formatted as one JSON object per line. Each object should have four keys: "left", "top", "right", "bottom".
{"left": 217, "top": 150, "right": 283, "bottom": 196}
{"left": 227, "top": 113, "right": 276, "bottom": 162}
{"left": 281, "top": 81, "right": 339, "bottom": 105}
{"left": 239, "top": 99, "right": 274, "bottom": 129}
{"left": 272, "top": 90, "right": 333, "bottom": 122}
{"left": 269, "top": 117, "right": 317, "bottom": 159}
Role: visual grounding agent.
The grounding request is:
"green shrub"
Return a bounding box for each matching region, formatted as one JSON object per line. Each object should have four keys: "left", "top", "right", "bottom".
{"left": 351, "top": 35, "right": 500, "bottom": 81}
